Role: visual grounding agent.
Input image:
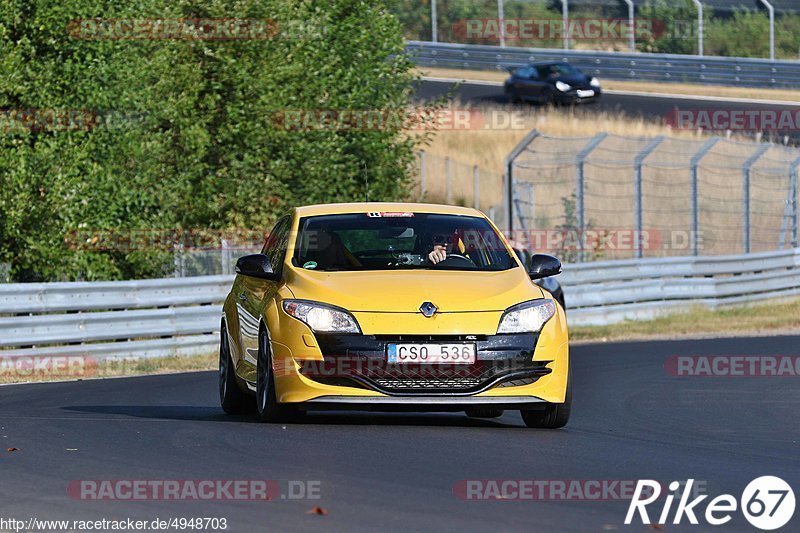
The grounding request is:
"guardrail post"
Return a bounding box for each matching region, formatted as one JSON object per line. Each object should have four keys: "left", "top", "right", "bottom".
{"left": 690, "top": 137, "right": 720, "bottom": 256}
{"left": 633, "top": 136, "right": 664, "bottom": 258}
{"left": 742, "top": 144, "right": 770, "bottom": 253}
{"left": 504, "top": 129, "right": 541, "bottom": 233}
{"left": 575, "top": 133, "right": 608, "bottom": 262}
{"left": 473, "top": 165, "right": 480, "bottom": 209}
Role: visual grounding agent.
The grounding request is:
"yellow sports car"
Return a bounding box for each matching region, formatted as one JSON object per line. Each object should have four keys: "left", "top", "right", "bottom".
{"left": 219, "top": 203, "right": 570, "bottom": 428}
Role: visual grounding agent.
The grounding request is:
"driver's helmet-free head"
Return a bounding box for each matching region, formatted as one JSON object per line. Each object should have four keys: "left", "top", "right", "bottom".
{"left": 432, "top": 230, "right": 470, "bottom": 255}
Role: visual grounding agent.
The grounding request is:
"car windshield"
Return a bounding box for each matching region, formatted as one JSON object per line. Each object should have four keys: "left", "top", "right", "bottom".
{"left": 293, "top": 213, "right": 517, "bottom": 272}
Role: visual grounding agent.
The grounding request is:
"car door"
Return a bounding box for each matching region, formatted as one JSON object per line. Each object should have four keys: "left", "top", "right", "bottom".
{"left": 512, "top": 67, "right": 545, "bottom": 100}
{"left": 236, "top": 216, "right": 291, "bottom": 380}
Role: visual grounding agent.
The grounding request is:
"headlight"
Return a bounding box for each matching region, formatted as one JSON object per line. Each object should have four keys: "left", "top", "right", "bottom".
{"left": 555, "top": 80, "right": 571, "bottom": 92}
{"left": 283, "top": 300, "right": 360, "bottom": 333}
{"left": 497, "top": 299, "right": 556, "bottom": 334}
{"left": 589, "top": 77, "right": 601, "bottom": 88}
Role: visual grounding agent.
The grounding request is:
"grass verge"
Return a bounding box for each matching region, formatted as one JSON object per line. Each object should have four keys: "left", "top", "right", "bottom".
{"left": 416, "top": 67, "right": 800, "bottom": 102}
{"left": 570, "top": 298, "right": 800, "bottom": 343}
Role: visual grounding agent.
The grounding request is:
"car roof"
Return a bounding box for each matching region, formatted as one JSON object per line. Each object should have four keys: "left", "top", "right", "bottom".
{"left": 294, "top": 202, "right": 485, "bottom": 218}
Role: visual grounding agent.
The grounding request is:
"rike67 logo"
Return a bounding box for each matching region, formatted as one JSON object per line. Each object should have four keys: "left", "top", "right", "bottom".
{"left": 626, "top": 477, "right": 795, "bottom": 530}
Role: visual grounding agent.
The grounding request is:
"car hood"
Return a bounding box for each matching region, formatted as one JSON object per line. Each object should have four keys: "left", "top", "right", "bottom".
{"left": 558, "top": 74, "right": 591, "bottom": 86}
{"left": 285, "top": 267, "right": 544, "bottom": 313}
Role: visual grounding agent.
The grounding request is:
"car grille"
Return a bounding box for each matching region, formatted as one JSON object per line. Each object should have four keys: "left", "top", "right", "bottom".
{"left": 308, "top": 332, "right": 549, "bottom": 395}
{"left": 372, "top": 376, "right": 485, "bottom": 391}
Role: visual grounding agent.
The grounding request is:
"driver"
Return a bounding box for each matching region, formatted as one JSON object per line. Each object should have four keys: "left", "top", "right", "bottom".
{"left": 427, "top": 232, "right": 466, "bottom": 265}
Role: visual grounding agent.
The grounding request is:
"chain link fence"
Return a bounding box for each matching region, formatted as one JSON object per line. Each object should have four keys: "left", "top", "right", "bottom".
{"left": 411, "top": 151, "right": 506, "bottom": 222}
{"left": 508, "top": 131, "right": 800, "bottom": 261}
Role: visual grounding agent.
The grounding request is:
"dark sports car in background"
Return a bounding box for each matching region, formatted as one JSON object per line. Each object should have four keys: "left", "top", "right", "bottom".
{"left": 504, "top": 62, "right": 602, "bottom": 105}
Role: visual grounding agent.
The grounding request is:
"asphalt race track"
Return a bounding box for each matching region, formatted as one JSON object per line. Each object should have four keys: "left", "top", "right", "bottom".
{"left": 416, "top": 79, "right": 800, "bottom": 144}
{"left": 2, "top": 335, "right": 798, "bottom": 532}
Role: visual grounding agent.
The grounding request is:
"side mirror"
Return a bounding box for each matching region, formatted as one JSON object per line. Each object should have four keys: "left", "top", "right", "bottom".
{"left": 235, "top": 254, "right": 278, "bottom": 280}
{"left": 528, "top": 254, "right": 562, "bottom": 280}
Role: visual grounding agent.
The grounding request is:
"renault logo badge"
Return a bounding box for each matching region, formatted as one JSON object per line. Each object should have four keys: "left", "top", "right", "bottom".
{"left": 419, "top": 302, "right": 438, "bottom": 317}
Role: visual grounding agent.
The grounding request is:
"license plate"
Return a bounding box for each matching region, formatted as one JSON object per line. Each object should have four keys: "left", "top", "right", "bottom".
{"left": 577, "top": 89, "right": 595, "bottom": 98}
{"left": 387, "top": 343, "right": 476, "bottom": 364}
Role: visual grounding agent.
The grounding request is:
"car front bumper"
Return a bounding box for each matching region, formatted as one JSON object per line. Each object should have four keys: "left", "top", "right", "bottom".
{"left": 270, "top": 332, "right": 569, "bottom": 407}
{"left": 555, "top": 88, "right": 601, "bottom": 103}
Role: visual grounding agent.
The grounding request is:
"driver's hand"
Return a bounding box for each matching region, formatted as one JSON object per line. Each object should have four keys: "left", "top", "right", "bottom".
{"left": 428, "top": 245, "right": 447, "bottom": 264}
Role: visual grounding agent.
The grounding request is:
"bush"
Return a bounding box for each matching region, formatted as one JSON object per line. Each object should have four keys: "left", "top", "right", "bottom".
{"left": 0, "top": 0, "right": 419, "bottom": 281}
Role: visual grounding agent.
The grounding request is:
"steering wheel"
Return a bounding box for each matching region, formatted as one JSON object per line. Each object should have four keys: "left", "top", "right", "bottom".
{"left": 433, "top": 253, "right": 476, "bottom": 268}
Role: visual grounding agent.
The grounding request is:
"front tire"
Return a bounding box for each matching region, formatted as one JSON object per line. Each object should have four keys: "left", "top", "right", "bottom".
{"left": 520, "top": 369, "right": 571, "bottom": 429}
{"left": 219, "top": 324, "right": 249, "bottom": 414}
{"left": 256, "top": 328, "right": 302, "bottom": 423}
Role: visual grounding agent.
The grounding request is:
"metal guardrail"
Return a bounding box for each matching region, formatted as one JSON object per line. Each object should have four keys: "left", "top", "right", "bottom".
{"left": 0, "top": 248, "right": 797, "bottom": 359}
{"left": 564, "top": 248, "right": 800, "bottom": 325}
{"left": 0, "top": 276, "right": 232, "bottom": 359}
{"left": 407, "top": 41, "right": 800, "bottom": 88}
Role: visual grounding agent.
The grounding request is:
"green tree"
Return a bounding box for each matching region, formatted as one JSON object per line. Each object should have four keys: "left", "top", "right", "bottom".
{"left": 0, "top": 0, "right": 419, "bottom": 281}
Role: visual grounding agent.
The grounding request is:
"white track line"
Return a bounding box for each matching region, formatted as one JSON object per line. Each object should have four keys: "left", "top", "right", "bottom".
{"left": 421, "top": 76, "right": 800, "bottom": 106}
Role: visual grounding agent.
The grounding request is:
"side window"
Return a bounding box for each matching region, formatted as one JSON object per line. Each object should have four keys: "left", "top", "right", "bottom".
{"left": 261, "top": 217, "right": 291, "bottom": 275}
{"left": 515, "top": 66, "right": 536, "bottom": 80}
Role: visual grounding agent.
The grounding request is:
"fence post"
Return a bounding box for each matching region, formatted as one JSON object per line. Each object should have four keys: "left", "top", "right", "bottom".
{"left": 623, "top": 0, "right": 635, "bottom": 52}
{"left": 575, "top": 133, "right": 608, "bottom": 262}
{"left": 690, "top": 137, "right": 720, "bottom": 256}
{"left": 431, "top": 0, "right": 438, "bottom": 42}
{"left": 498, "top": 0, "right": 505, "bottom": 47}
{"left": 504, "top": 129, "right": 541, "bottom": 233}
{"left": 419, "top": 150, "right": 427, "bottom": 198}
{"left": 221, "top": 239, "right": 231, "bottom": 276}
{"left": 742, "top": 144, "right": 770, "bottom": 253}
{"left": 633, "top": 136, "right": 664, "bottom": 259}
{"left": 791, "top": 158, "right": 800, "bottom": 248}
{"left": 692, "top": 0, "right": 703, "bottom": 56}
{"left": 759, "top": 0, "right": 775, "bottom": 61}
{"left": 174, "top": 244, "right": 185, "bottom": 278}
{"left": 473, "top": 165, "right": 480, "bottom": 209}
{"left": 445, "top": 157, "right": 452, "bottom": 204}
